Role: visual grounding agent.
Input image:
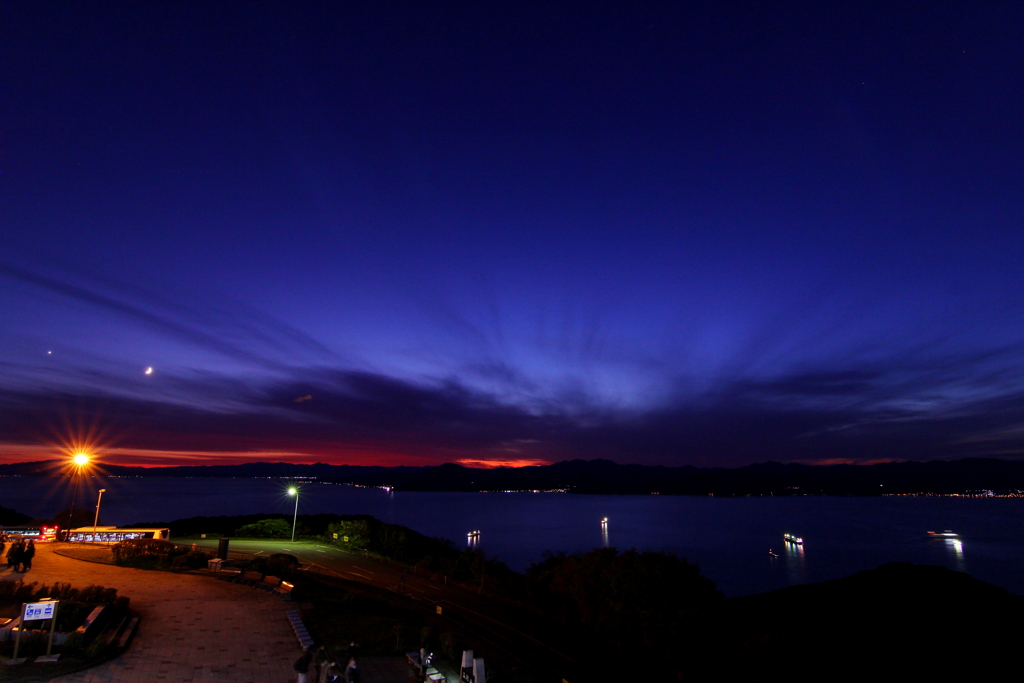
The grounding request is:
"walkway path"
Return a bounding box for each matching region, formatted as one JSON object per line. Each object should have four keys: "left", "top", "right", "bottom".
{"left": 2, "top": 543, "right": 297, "bottom": 683}
{"left": 191, "top": 538, "right": 574, "bottom": 681}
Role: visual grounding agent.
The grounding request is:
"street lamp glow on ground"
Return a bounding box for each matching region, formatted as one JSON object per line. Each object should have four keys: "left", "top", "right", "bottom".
{"left": 288, "top": 487, "right": 299, "bottom": 543}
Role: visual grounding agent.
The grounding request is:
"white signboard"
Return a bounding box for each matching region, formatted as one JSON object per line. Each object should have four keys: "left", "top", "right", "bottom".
{"left": 24, "top": 601, "right": 57, "bottom": 620}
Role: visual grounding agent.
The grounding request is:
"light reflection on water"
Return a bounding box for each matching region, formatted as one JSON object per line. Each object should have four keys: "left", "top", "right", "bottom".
{"left": 946, "top": 538, "right": 966, "bottom": 573}
{"left": 1, "top": 476, "right": 1022, "bottom": 597}
{"left": 784, "top": 539, "right": 807, "bottom": 585}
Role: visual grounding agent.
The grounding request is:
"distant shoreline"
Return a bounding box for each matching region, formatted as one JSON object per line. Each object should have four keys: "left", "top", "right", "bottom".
{"left": 2, "top": 456, "right": 1024, "bottom": 496}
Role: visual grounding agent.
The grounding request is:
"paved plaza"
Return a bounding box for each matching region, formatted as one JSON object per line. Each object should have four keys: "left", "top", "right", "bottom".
{"left": 1, "top": 544, "right": 302, "bottom": 683}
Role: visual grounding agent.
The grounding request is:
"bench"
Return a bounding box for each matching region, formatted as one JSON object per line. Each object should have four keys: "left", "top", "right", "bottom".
{"left": 241, "top": 571, "right": 263, "bottom": 583}
{"left": 98, "top": 616, "right": 128, "bottom": 648}
{"left": 74, "top": 605, "right": 111, "bottom": 645}
{"left": 117, "top": 617, "right": 139, "bottom": 649}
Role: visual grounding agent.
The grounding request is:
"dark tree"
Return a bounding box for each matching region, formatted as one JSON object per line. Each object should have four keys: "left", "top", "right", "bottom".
{"left": 527, "top": 548, "right": 723, "bottom": 652}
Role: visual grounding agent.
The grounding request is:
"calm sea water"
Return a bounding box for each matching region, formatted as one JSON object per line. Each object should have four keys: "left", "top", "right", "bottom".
{"left": 2, "top": 475, "right": 1022, "bottom": 597}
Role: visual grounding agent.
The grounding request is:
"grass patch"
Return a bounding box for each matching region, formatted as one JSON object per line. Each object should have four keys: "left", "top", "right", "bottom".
{"left": 51, "top": 544, "right": 116, "bottom": 565}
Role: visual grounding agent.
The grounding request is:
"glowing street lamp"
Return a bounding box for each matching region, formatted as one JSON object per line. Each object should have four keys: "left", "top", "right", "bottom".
{"left": 288, "top": 487, "right": 299, "bottom": 543}
{"left": 68, "top": 453, "right": 91, "bottom": 532}
{"left": 93, "top": 489, "right": 107, "bottom": 540}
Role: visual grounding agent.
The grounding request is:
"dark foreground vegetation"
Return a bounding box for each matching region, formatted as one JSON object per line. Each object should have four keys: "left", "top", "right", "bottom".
{"left": 6, "top": 501, "right": 1018, "bottom": 680}
{"left": 136, "top": 511, "right": 1024, "bottom": 681}
{"left": 710, "top": 562, "right": 1024, "bottom": 679}
{"left": 6, "top": 456, "right": 1024, "bottom": 494}
{"left": 0, "top": 503, "right": 31, "bottom": 526}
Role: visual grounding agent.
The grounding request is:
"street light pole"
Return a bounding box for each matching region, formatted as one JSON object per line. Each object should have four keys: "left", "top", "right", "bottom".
{"left": 70, "top": 475, "right": 80, "bottom": 523}
{"left": 288, "top": 487, "right": 299, "bottom": 543}
{"left": 93, "top": 489, "right": 107, "bottom": 540}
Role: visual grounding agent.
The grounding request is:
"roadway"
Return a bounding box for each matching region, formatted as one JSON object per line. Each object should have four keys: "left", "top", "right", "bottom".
{"left": 186, "top": 538, "right": 583, "bottom": 682}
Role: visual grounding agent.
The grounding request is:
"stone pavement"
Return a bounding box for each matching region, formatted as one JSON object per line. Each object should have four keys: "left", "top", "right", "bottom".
{"left": 1, "top": 543, "right": 298, "bottom": 683}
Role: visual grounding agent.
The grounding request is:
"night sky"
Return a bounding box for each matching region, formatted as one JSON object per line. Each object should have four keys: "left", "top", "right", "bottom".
{"left": 2, "top": 2, "right": 1023, "bottom": 468}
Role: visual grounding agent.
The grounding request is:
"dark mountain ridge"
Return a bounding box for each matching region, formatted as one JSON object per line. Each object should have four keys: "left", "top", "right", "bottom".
{"left": 2, "top": 456, "right": 1023, "bottom": 495}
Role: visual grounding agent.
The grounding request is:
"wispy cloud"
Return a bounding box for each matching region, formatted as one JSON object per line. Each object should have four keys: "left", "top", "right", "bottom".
{"left": 3, "top": 257, "right": 1024, "bottom": 468}
{"left": 1, "top": 337, "right": 1022, "bottom": 467}
{"left": 0, "top": 261, "right": 340, "bottom": 370}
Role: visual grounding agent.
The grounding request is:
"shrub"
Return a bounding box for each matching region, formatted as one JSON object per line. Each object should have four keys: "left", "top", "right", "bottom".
{"left": 234, "top": 518, "right": 292, "bottom": 538}
{"left": 439, "top": 632, "right": 456, "bottom": 659}
{"left": 266, "top": 552, "right": 299, "bottom": 577}
{"left": 54, "top": 601, "right": 94, "bottom": 632}
{"left": 171, "top": 550, "right": 214, "bottom": 569}
{"left": 76, "top": 584, "right": 119, "bottom": 604}
{"left": 526, "top": 548, "right": 722, "bottom": 652}
{"left": 112, "top": 538, "right": 175, "bottom": 562}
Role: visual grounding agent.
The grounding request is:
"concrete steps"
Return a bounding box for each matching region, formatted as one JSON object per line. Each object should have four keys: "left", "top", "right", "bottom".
{"left": 285, "top": 609, "right": 314, "bottom": 649}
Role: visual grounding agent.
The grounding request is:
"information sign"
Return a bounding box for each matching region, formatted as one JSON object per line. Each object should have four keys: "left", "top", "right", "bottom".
{"left": 14, "top": 600, "right": 60, "bottom": 660}
{"left": 24, "top": 601, "right": 57, "bottom": 620}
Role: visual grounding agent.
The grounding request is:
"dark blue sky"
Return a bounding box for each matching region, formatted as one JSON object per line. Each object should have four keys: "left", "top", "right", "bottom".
{"left": 2, "top": 2, "right": 1023, "bottom": 467}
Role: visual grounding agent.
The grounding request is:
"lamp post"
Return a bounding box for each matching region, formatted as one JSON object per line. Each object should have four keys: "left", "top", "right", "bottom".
{"left": 93, "top": 489, "right": 107, "bottom": 541}
{"left": 68, "top": 453, "right": 90, "bottom": 534}
{"left": 288, "top": 487, "right": 299, "bottom": 543}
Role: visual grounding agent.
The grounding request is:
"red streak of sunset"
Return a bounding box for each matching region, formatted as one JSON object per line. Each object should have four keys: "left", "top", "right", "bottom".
{"left": 795, "top": 457, "right": 901, "bottom": 466}
{"left": 456, "top": 458, "right": 552, "bottom": 469}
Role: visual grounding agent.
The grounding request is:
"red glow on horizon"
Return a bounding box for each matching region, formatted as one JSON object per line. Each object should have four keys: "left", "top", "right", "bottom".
{"left": 0, "top": 443, "right": 559, "bottom": 469}
{"left": 0, "top": 443, "right": 478, "bottom": 468}
{"left": 456, "top": 458, "right": 552, "bottom": 469}
{"left": 796, "top": 457, "right": 901, "bottom": 466}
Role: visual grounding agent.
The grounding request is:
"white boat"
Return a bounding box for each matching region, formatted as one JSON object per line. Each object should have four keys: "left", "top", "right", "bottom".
{"left": 927, "top": 530, "right": 959, "bottom": 538}
{"left": 784, "top": 533, "right": 804, "bottom": 545}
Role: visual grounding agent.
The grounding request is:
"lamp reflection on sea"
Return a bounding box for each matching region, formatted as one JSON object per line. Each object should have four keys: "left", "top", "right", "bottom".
{"left": 947, "top": 538, "right": 966, "bottom": 572}
{"left": 784, "top": 537, "right": 807, "bottom": 585}
{"left": 600, "top": 517, "right": 609, "bottom": 548}
{"left": 467, "top": 530, "right": 481, "bottom": 548}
